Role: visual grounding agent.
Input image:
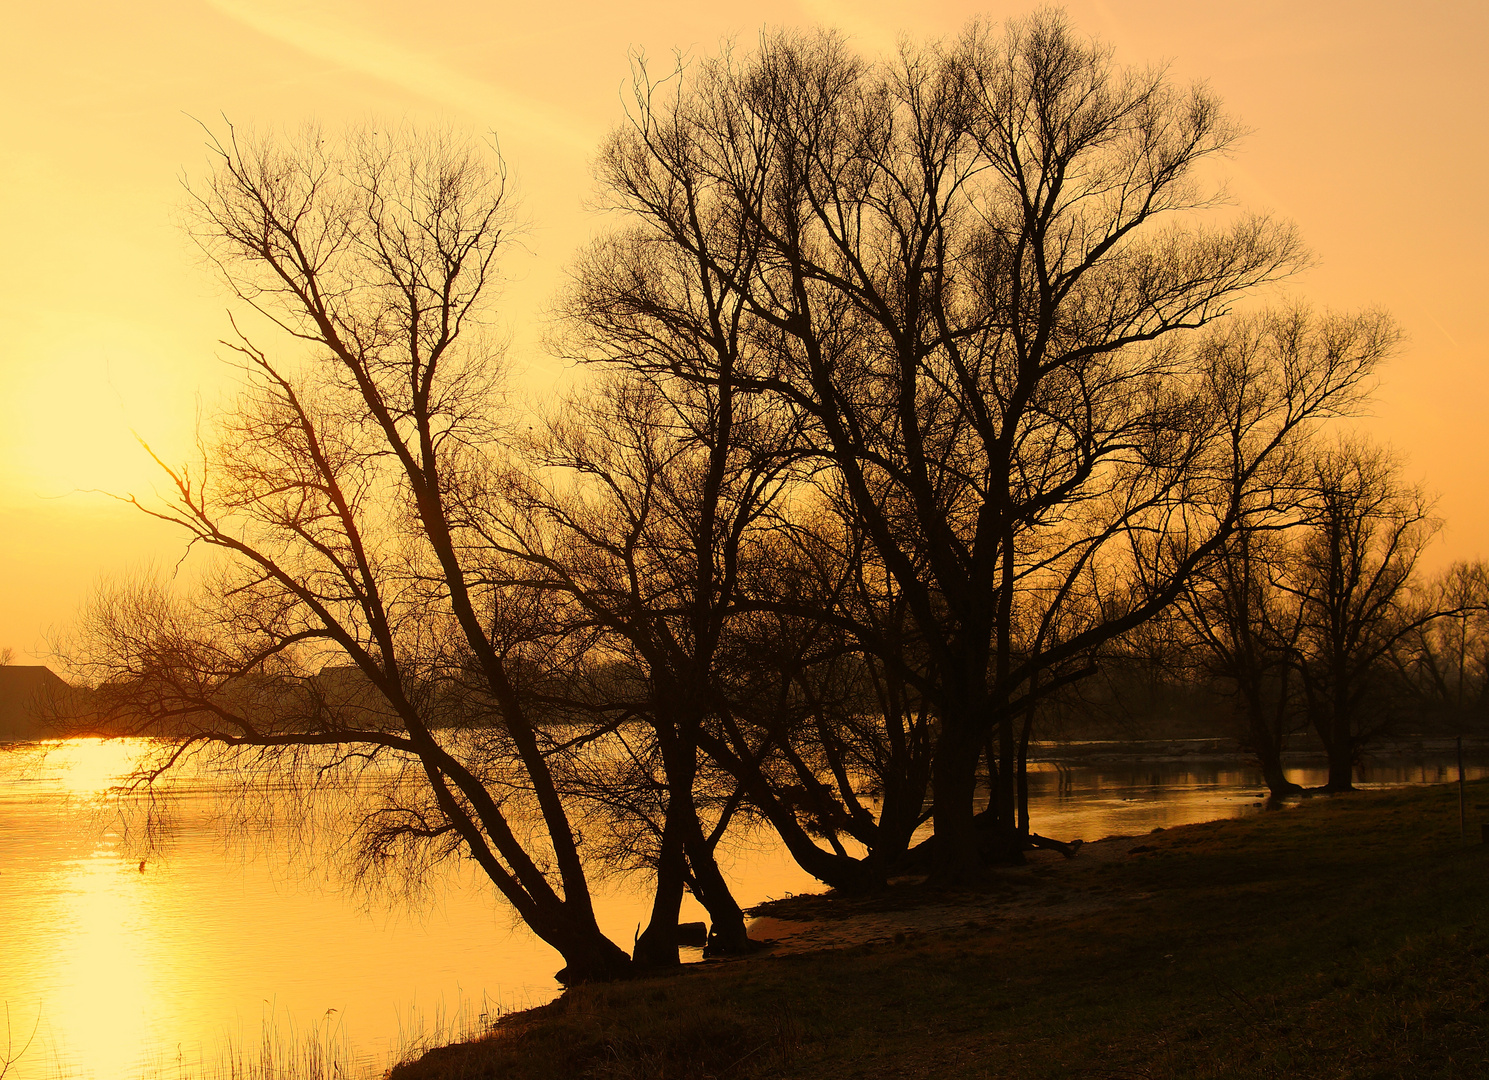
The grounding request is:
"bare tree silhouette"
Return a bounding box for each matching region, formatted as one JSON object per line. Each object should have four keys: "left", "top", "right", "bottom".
{"left": 592, "top": 14, "right": 1387, "bottom": 877}
{"left": 70, "top": 124, "right": 632, "bottom": 980}
{"left": 1284, "top": 439, "right": 1452, "bottom": 790}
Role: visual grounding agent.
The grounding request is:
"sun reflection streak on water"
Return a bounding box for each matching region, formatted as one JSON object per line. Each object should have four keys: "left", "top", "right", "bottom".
{"left": 46, "top": 737, "right": 147, "bottom": 800}
{"left": 0, "top": 737, "right": 580, "bottom": 1079}
{"left": 46, "top": 842, "right": 155, "bottom": 1079}
{"left": 0, "top": 740, "right": 164, "bottom": 1079}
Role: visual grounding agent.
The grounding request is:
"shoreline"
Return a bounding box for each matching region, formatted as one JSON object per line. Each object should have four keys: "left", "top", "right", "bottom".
{"left": 1025, "top": 733, "right": 1489, "bottom": 766}
{"left": 390, "top": 780, "right": 1489, "bottom": 1079}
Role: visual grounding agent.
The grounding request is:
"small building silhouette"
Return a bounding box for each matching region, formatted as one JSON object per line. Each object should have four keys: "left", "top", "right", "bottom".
{"left": 0, "top": 665, "right": 73, "bottom": 741}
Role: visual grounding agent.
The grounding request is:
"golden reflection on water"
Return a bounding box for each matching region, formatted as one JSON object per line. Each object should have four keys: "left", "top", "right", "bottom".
{"left": 1, "top": 740, "right": 160, "bottom": 1079}
{"left": 48, "top": 842, "right": 154, "bottom": 1079}
{"left": 2, "top": 738, "right": 1484, "bottom": 1079}
{"left": 48, "top": 737, "right": 142, "bottom": 798}
{"left": 1, "top": 737, "right": 803, "bottom": 1079}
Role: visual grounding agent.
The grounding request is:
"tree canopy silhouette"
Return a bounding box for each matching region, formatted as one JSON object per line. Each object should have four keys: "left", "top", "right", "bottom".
{"left": 67, "top": 11, "right": 1411, "bottom": 976}
{"left": 588, "top": 13, "right": 1390, "bottom": 876}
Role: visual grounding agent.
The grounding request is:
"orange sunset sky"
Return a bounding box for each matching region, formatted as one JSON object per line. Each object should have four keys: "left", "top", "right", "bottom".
{"left": 1, "top": 0, "right": 1484, "bottom": 663}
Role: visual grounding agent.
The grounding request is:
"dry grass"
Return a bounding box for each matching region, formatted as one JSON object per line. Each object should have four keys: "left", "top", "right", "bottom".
{"left": 391, "top": 782, "right": 1489, "bottom": 1079}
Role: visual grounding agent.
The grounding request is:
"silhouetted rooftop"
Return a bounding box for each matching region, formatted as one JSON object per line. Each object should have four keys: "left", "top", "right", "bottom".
{"left": 0, "top": 665, "right": 73, "bottom": 740}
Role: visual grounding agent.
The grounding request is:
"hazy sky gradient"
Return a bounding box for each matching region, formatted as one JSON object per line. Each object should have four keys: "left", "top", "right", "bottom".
{"left": 2, "top": 0, "right": 1485, "bottom": 660}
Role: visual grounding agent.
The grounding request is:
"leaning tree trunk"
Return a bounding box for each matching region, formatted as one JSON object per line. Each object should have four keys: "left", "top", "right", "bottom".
{"left": 681, "top": 821, "right": 752, "bottom": 956}
{"left": 697, "top": 731, "right": 882, "bottom": 893}
{"left": 1245, "top": 688, "right": 1303, "bottom": 799}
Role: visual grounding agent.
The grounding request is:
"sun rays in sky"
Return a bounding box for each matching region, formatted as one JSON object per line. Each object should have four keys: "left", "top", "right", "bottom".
{"left": 204, "top": 0, "right": 602, "bottom": 154}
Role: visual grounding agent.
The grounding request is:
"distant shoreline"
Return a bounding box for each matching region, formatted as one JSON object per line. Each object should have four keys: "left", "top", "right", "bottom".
{"left": 1026, "top": 734, "right": 1489, "bottom": 766}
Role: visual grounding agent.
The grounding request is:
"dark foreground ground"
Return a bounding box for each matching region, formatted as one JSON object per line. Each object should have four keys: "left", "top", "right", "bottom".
{"left": 392, "top": 781, "right": 1489, "bottom": 1079}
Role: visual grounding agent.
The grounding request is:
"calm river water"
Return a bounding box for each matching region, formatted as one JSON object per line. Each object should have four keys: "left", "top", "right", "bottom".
{"left": 1, "top": 738, "right": 1483, "bottom": 1079}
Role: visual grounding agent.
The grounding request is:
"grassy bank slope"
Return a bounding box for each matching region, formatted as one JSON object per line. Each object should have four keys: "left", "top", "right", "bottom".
{"left": 394, "top": 782, "right": 1489, "bottom": 1079}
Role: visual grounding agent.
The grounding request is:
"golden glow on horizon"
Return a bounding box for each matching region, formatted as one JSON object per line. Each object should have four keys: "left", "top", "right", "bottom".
{"left": 1, "top": 0, "right": 1486, "bottom": 661}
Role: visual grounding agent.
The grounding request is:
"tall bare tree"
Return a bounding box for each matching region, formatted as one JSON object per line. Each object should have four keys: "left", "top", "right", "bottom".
{"left": 594, "top": 15, "right": 1387, "bottom": 877}
{"left": 1284, "top": 439, "right": 1444, "bottom": 790}
{"left": 703, "top": 509, "right": 939, "bottom": 890}
{"left": 490, "top": 363, "right": 800, "bottom": 957}
{"left": 71, "top": 125, "right": 634, "bottom": 980}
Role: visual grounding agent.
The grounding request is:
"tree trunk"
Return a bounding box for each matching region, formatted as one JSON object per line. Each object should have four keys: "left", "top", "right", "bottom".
{"left": 928, "top": 721, "right": 982, "bottom": 883}
{"left": 971, "top": 730, "right": 1023, "bottom": 866}
{"left": 1245, "top": 692, "right": 1302, "bottom": 798}
{"left": 994, "top": 707, "right": 1020, "bottom": 855}
{"left": 1016, "top": 705, "right": 1034, "bottom": 836}
{"left": 1323, "top": 696, "right": 1356, "bottom": 791}
{"left": 1258, "top": 747, "right": 1303, "bottom": 799}
{"left": 679, "top": 818, "right": 753, "bottom": 955}
{"left": 632, "top": 802, "right": 689, "bottom": 970}
{"left": 549, "top": 924, "right": 636, "bottom": 985}
{"left": 872, "top": 775, "right": 926, "bottom": 880}
{"left": 1324, "top": 744, "right": 1355, "bottom": 791}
